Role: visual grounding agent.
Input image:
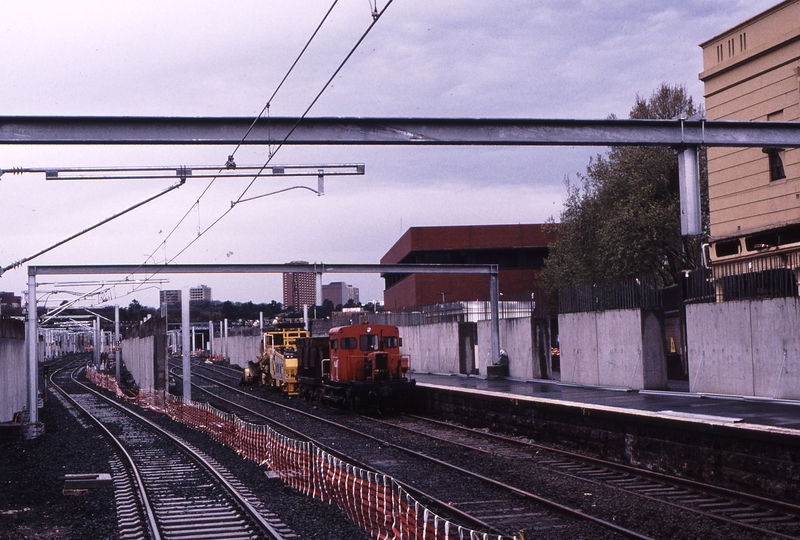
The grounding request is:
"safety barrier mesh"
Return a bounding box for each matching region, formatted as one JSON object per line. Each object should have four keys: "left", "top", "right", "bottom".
{"left": 85, "top": 366, "right": 516, "bottom": 540}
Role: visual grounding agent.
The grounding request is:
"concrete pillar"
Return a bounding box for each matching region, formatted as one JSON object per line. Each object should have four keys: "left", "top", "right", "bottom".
{"left": 208, "top": 320, "right": 214, "bottom": 355}
{"left": 223, "top": 319, "right": 229, "bottom": 361}
{"left": 182, "top": 288, "right": 191, "bottom": 401}
{"left": 489, "top": 268, "right": 500, "bottom": 365}
{"left": 115, "top": 305, "right": 121, "bottom": 383}
{"left": 26, "top": 272, "right": 38, "bottom": 424}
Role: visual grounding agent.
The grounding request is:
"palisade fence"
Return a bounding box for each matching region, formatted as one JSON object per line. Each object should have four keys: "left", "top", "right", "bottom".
{"left": 561, "top": 255, "right": 800, "bottom": 314}
{"left": 85, "top": 366, "right": 515, "bottom": 540}
{"left": 558, "top": 276, "right": 663, "bottom": 314}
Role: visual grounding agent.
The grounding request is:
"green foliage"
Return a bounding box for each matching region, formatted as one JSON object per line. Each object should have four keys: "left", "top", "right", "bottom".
{"left": 122, "top": 299, "right": 154, "bottom": 323}
{"left": 543, "top": 83, "right": 709, "bottom": 291}
{"left": 190, "top": 299, "right": 283, "bottom": 323}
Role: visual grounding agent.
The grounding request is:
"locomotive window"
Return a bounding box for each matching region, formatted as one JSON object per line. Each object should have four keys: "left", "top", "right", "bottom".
{"left": 330, "top": 339, "right": 337, "bottom": 350}
{"left": 360, "top": 335, "right": 379, "bottom": 351}
{"left": 383, "top": 336, "right": 398, "bottom": 348}
{"left": 341, "top": 337, "right": 357, "bottom": 350}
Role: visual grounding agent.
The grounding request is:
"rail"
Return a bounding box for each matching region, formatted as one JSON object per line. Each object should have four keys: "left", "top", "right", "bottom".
{"left": 86, "top": 366, "right": 514, "bottom": 540}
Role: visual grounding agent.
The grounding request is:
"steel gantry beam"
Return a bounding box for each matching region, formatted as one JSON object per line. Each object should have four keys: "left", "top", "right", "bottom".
{"left": 2, "top": 116, "right": 800, "bottom": 147}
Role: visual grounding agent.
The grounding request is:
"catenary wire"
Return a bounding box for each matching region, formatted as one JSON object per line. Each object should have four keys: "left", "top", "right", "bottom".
{"left": 119, "top": 0, "right": 345, "bottom": 294}
{"left": 229, "top": 0, "right": 341, "bottom": 160}
{"left": 231, "top": 0, "right": 394, "bottom": 207}
{"left": 113, "top": 1, "right": 394, "bottom": 303}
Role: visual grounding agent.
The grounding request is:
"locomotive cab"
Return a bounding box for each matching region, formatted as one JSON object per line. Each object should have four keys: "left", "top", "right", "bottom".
{"left": 329, "top": 324, "right": 409, "bottom": 384}
{"left": 296, "top": 323, "right": 415, "bottom": 412}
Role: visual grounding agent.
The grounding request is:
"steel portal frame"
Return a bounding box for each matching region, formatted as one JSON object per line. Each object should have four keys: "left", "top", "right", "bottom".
{"left": 13, "top": 114, "right": 800, "bottom": 422}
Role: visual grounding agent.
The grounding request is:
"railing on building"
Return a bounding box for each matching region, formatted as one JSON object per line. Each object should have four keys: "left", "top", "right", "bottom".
{"left": 706, "top": 250, "right": 800, "bottom": 302}
{"left": 317, "top": 300, "right": 547, "bottom": 330}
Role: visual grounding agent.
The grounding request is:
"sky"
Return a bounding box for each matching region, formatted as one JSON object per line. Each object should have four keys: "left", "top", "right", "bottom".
{"left": 0, "top": 0, "right": 779, "bottom": 310}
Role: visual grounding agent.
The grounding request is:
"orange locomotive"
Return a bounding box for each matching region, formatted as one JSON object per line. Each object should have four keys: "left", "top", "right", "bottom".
{"left": 296, "top": 323, "right": 415, "bottom": 413}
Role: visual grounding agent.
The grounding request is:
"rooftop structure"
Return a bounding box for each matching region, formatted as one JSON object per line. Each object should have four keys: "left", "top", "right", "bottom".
{"left": 380, "top": 224, "right": 555, "bottom": 310}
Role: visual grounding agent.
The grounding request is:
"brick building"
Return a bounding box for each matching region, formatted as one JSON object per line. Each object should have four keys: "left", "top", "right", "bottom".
{"left": 283, "top": 261, "right": 316, "bottom": 310}
{"left": 380, "top": 224, "right": 555, "bottom": 310}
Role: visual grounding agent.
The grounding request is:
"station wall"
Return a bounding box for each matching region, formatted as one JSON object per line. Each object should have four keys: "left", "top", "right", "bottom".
{"left": 477, "top": 317, "right": 551, "bottom": 379}
{"left": 400, "top": 322, "right": 460, "bottom": 374}
{"left": 122, "top": 336, "right": 156, "bottom": 390}
{"left": 558, "top": 309, "right": 668, "bottom": 390}
{"left": 121, "top": 315, "right": 167, "bottom": 391}
{"left": 401, "top": 317, "right": 552, "bottom": 379}
{"left": 212, "top": 335, "right": 261, "bottom": 368}
{"left": 0, "top": 318, "right": 26, "bottom": 422}
{"left": 687, "top": 297, "right": 800, "bottom": 398}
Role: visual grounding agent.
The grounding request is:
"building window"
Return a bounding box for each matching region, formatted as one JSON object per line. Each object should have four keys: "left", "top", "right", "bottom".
{"left": 714, "top": 239, "right": 740, "bottom": 258}
{"left": 716, "top": 43, "right": 724, "bottom": 62}
{"left": 739, "top": 32, "right": 747, "bottom": 52}
{"left": 728, "top": 38, "right": 735, "bottom": 57}
{"left": 762, "top": 147, "right": 786, "bottom": 181}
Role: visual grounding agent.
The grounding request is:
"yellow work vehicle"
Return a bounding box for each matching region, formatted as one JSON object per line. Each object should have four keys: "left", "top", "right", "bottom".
{"left": 257, "top": 325, "right": 309, "bottom": 395}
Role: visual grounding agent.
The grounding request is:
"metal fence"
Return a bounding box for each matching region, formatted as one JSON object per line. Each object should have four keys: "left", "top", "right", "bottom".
{"left": 559, "top": 276, "right": 663, "bottom": 314}
{"left": 561, "top": 251, "right": 800, "bottom": 313}
{"left": 320, "top": 300, "right": 545, "bottom": 328}
{"left": 709, "top": 251, "right": 800, "bottom": 302}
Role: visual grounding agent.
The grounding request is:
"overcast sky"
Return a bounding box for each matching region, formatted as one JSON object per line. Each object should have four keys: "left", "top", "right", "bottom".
{"left": 0, "top": 0, "right": 777, "bottom": 309}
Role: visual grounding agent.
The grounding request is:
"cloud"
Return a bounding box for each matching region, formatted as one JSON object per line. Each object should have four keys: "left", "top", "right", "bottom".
{"left": 0, "top": 0, "right": 781, "bottom": 306}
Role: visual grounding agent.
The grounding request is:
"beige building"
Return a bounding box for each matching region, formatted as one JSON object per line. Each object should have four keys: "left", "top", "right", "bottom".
{"left": 699, "top": 0, "right": 800, "bottom": 290}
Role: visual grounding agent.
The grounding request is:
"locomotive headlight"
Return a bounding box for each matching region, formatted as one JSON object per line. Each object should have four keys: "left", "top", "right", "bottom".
{"left": 366, "top": 327, "right": 372, "bottom": 333}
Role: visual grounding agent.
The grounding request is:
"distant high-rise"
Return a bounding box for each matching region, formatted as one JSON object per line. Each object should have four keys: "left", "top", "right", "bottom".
{"left": 283, "top": 262, "right": 316, "bottom": 310}
{"left": 160, "top": 285, "right": 211, "bottom": 307}
{"left": 322, "top": 281, "right": 360, "bottom": 307}
{"left": 190, "top": 285, "right": 212, "bottom": 303}
{"left": 159, "top": 289, "right": 181, "bottom": 306}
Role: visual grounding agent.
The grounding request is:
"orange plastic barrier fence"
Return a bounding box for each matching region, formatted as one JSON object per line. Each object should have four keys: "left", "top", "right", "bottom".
{"left": 85, "top": 366, "right": 515, "bottom": 540}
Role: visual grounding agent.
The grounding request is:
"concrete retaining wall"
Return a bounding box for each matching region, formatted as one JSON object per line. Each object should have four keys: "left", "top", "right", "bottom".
{"left": 401, "top": 317, "right": 551, "bottom": 379}
{"left": 399, "top": 322, "right": 460, "bottom": 374}
{"left": 121, "top": 316, "right": 167, "bottom": 391}
{"left": 123, "top": 336, "right": 156, "bottom": 390}
{"left": 558, "top": 309, "right": 667, "bottom": 390}
{"left": 687, "top": 297, "right": 800, "bottom": 398}
{"left": 212, "top": 335, "right": 262, "bottom": 369}
{"left": 0, "top": 318, "right": 26, "bottom": 422}
{"left": 477, "top": 317, "right": 538, "bottom": 378}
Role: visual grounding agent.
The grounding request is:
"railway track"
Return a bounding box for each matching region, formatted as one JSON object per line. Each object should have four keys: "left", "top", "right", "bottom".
{"left": 376, "top": 414, "right": 800, "bottom": 540}
{"left": 50, "top": 360, "right": 293, "bottom": 540}
{"left": 182, "top": 359, "right": 800, "bottom": 539}
{"left": 176, "top": 361, "right": 648, "bottom": 539}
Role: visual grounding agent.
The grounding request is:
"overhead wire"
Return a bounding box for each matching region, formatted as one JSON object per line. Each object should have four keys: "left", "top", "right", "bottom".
{"left": 119, "top": 0, "right": 344, "bottom": 293}
{"left": 114, "top": 0, "right": 395, "bottom": 303}
{"left": 230, "top": 0, "right": 394, "bottom": 208}
{"left": 229, "top": 0, "right": 341, "bottom": 160}
{"left": 0, "top": 179, "right": 185, "bottom": 277}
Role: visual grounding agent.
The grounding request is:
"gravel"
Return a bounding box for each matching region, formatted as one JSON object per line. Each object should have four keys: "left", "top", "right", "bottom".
{"left": 0, "top": 364, "right": 372, "bottom": 540}
{"left": 0, "top": 387, "right": 117, "bottom": 540}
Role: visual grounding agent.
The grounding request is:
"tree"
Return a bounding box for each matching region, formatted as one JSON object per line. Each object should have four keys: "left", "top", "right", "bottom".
{"left": 123, "top": 299, "right": 147, "bottom": 322}
{"left": 543, "top": 83, "right": 708, "bottom": 291}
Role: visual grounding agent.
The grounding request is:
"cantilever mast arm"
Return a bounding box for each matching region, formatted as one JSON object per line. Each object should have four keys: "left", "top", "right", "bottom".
{"left": 0, "top": 179, "right": 185, "bottom": 276}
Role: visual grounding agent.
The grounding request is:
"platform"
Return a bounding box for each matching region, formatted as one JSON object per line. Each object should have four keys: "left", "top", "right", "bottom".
{"left": 410, "top": 371, "right": 800, "bottom": 435}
